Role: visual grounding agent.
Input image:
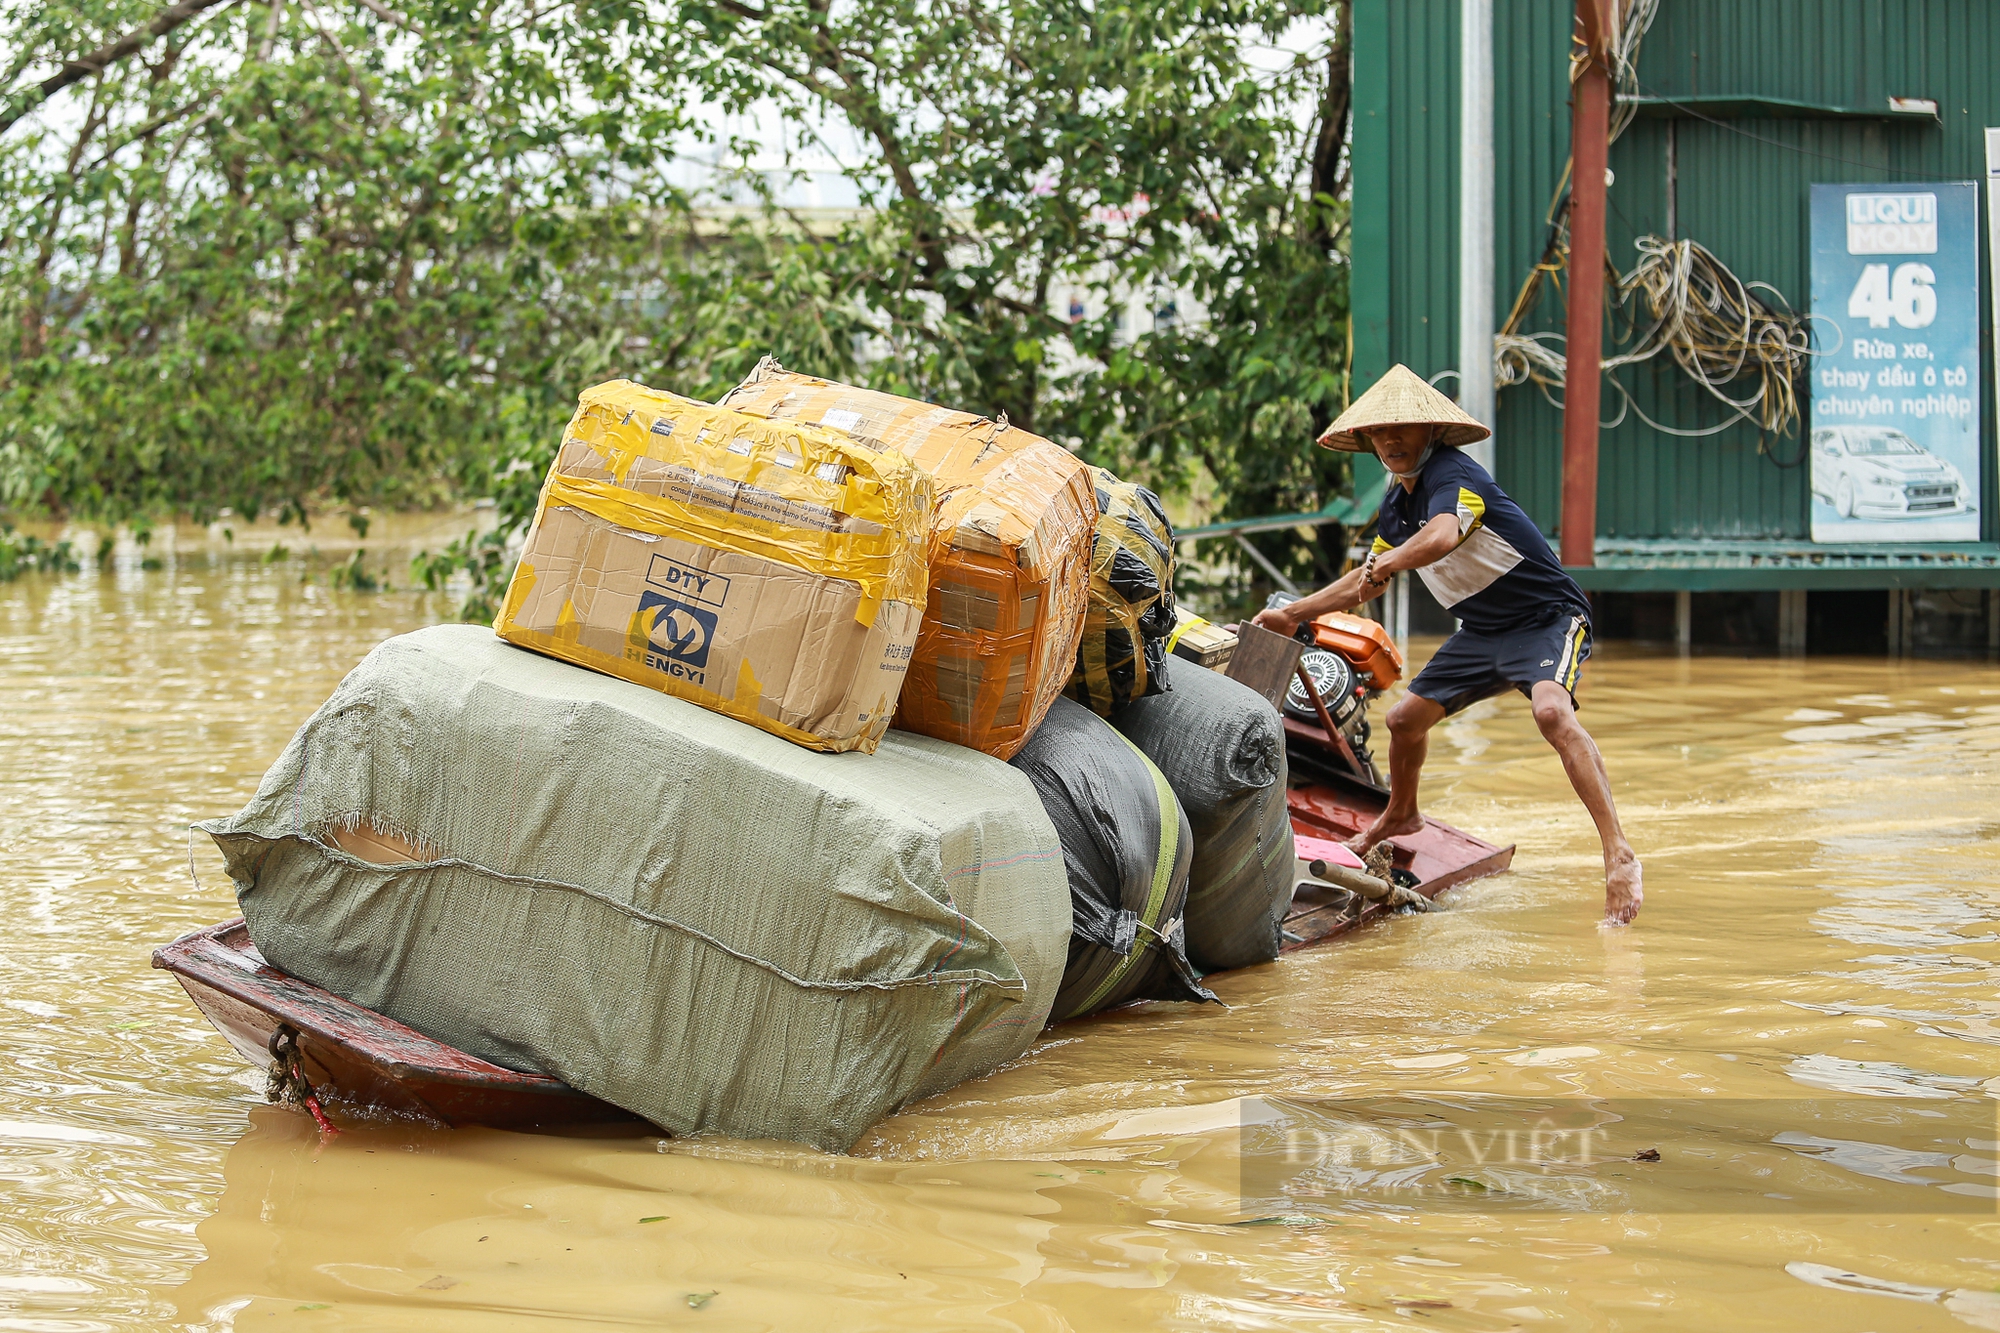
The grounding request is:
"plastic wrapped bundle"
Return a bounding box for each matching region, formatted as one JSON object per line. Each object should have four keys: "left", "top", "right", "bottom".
{"left": 201, "top": 625, "right": 1073, "bottom": 1153}
{"left": 721, "top": 359, "right": 1096, "bottom": 760}
{"left": 495, "top": 379, "right": 933, "bottom": 754}
{"left": 1115, "top": 662, "right": 1295, "bottom": 971}
{"left": 1007, "top": 697, "right": 1215, "bottom": 1021}
{"left": 1066, "top": 468, "right": 1177, "bottom": 717}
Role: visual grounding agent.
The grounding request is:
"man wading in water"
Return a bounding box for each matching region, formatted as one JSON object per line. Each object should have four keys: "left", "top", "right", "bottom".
{"left": 1255, "top": 365, "right": 1643, "bottom": 924}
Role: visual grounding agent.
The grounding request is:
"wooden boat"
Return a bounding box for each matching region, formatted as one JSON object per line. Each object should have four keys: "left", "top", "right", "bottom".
{"left": 154, "top": 624, "right": 1512, "bottom": 1133}
{"left": 152, "top": 919, "right": 643, "bottom": 1131}
{"left": 1278, "top": 738, "right": 1514, "bottom": 949}
{"left": 1219, "top": 617, "right": 1514, "bottom": 949}
{"left": 157, "top": 792, "right": 1508, "bottom": 1132}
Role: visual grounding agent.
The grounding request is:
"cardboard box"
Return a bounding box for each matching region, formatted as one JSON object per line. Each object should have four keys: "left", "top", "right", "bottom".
{"left": 721, "top": 360, "right": 1096, "bottom": 759}
{"left": 1166, "top": 606, "right": 1237, "bottom": 671}
{"left": 495, "top": 380, "right": 932, "bottom": 754}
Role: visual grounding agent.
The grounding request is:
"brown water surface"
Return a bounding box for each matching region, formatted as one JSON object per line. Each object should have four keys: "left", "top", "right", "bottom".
{"left": 2, "top": 528, "right": 1997, "bottom": 1330}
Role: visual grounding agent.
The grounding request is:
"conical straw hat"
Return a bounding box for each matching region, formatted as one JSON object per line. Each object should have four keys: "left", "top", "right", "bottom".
{"left": 1316, "top": 364, "right": 1492, "bottom": 452}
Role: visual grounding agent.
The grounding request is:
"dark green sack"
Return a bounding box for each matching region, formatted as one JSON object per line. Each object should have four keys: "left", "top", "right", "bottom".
{"left": 1115, "top": 663, "right": 1295, "bottom": 971}
{"left": 1009, "top": 697, "right": 1216, "bottom": 1020}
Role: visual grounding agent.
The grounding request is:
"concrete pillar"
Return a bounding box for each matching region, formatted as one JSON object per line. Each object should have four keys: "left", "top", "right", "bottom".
{"left": 1376, "top": 573, "right": 1410, "bottom": 655}
{"left": 1778, "top": 589, "right": 1807, "bottom": 657}
{"left": 1887, "top": 589, "right": 1906, "bottom": 658}
{"left": 1674, "top": 589, "right": 1692, "bottom": 655}
{"left": 1456, "top": 0, "right": 1496, "bottom": 475}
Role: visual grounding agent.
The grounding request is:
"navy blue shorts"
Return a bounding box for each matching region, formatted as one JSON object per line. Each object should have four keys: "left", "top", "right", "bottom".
{"left": 1407, "top": 608, "right": 1593, "bottom": 716}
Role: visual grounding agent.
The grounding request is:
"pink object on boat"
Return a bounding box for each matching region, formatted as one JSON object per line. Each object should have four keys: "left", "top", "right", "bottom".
{"left": 1293, "top": 833, "right": 1366, "bottom": 870}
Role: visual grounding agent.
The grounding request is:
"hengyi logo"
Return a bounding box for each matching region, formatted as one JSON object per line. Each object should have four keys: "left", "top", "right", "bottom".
{"left": 639, "top": 555, "right": 729, "bottom": 682}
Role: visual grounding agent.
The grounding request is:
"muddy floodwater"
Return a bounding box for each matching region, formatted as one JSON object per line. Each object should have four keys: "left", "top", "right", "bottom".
{"left": 2, "top": 523, "right": 1998, "bottom": 1331}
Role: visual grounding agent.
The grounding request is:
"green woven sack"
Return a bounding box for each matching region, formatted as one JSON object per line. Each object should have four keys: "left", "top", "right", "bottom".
{"left": 201, "top": 625, "right": 1073, "bottom": 1152}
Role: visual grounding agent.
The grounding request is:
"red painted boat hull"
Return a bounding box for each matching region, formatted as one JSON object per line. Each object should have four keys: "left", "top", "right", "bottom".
{"left": 1278, "top": 718, "right": 1515, "bottom": 949}
{"left": 152, "top": 919, "right": 642, "bottom": 1131}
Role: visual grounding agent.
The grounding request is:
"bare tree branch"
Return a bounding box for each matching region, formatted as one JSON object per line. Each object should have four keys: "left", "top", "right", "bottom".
{"left": 486, "top": 0, "right": 577, "bottom": 39}
{"left": 1, "top": 0, "right": 238, "bottom": 137}
{"left": 19, "top": 83, "right": 112, "bottom": 360}
{"left": 354, "top": 0, "right": 414, "bottom": 30}
{"left": 1306, "top": 0, "right": 1352, "bottom": 250}
{"left": 88, "top": 88, "right": 221, "bottom": 169}
{"left": 297, "top": 0, "right": 378, "bottom": 119}
{"left": 258, "top": 0, "right": 288, "bottom": 60}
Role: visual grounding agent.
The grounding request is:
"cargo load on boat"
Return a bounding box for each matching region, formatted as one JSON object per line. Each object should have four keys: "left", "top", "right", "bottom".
{"left": 495, "top": 379, "right": 934, "bottom": 754}
{"left": 199, "top": 625, "right": 1073, "bottom": 1153}
{"left": 721, "top": 359, "right": 1096, "bottom": 760}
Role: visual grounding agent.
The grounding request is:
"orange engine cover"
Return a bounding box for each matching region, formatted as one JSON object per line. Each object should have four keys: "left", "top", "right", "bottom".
{"left": 1309, "top": 612, "right": 1404, "bottom": 689}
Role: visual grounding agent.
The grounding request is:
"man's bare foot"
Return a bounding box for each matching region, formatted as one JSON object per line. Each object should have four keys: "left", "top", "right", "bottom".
{"left": 1345, "top": 809, "right": 1425, "bottom": 857}
{"left": 1602, "top": 849, "right": 1643, "bottom": 926}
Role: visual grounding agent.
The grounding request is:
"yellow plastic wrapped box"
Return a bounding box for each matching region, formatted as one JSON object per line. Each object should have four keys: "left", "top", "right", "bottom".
{"left": 495, "top": 379, "right": 933, "bottom": 754}
{"left": 722, "top": 359, "right": 1097, "bottom": 760}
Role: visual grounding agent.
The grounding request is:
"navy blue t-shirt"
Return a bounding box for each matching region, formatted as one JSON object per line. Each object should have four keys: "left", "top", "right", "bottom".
{"left": 1372, "top": 448, "right": 1588, "bottom": 634}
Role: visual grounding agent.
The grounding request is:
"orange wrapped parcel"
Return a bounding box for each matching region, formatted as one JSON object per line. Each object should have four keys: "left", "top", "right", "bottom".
{"left": 722, "top": 360, "right": 1097, "bottom": 760}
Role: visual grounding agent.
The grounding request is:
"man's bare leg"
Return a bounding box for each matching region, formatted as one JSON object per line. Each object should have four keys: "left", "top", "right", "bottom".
{"left": 1347, "top": 692, "right": 1447, "bottom": 855}
{"left": 1529, "top": 680, "right": 1643, "bottom": 925}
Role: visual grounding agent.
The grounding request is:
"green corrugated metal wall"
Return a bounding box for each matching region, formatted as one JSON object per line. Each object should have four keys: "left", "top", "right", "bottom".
{"left": 1351, "top": 0, "right": 2000, "bottom": 544}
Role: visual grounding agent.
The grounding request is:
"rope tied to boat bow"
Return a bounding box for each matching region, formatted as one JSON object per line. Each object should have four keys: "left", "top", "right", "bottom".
{"left": 266, "top": 1024, "right": 339, "bottom": 1137}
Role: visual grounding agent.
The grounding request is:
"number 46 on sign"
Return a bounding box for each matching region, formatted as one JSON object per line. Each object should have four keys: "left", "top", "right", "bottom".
{"left": 1848, "top": 262, "right": 1937, "bottom": 329}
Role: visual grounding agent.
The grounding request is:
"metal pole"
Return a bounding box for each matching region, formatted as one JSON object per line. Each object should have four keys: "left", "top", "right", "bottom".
{"left": 1234, "top": 533, "right": 1300, "bottom": 596}
{"left": 1457, "top": 0, "right": 1496, "bottom": 474}
{"left": 1560, "top": 0, "right": 1611, "bottom": 568}
{"left": 1674, "top": 589, "right": 1691, "bottom": 655}
{"left": 1664, "top": 120, "right": 1677, "bottom": 241}
{"left": 1394, "top": 573, "right": 1410, "bottom": 658}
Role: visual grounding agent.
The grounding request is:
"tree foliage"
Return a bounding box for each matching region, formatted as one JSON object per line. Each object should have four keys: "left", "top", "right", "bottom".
{"left": 677, "top": 0, "right": 1359, "bottom": 581}
{"left": 2, "top": 0, "right": 1357, "bottom": 605}
{"left": 3, "top": 0, "right": 737, "bottom": 522}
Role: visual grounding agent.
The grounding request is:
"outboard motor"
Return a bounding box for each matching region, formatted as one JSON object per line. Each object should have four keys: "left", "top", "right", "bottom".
{"left": 1264, "top": 593, "right": 1405, "bottom": 787}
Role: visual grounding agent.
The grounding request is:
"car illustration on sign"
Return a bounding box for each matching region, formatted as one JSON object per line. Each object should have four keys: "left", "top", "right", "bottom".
{"left": 1810, "top": 424, "right": 1969, "bottom": 519}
